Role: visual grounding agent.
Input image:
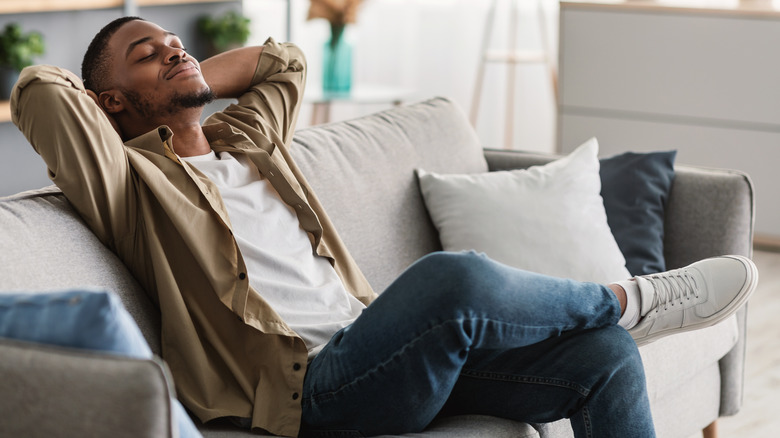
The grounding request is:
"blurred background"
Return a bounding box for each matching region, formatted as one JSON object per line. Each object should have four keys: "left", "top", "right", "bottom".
{"left": 0, "top": 2, "right": 778, "bottom": 436}
{"left": 0, "top": 0, "right": 557, "bottom": 194}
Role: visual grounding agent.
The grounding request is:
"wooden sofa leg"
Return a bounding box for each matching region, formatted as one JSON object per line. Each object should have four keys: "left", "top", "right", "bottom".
{"left": 703, "top": 420, "right": 718, "bottom": 438}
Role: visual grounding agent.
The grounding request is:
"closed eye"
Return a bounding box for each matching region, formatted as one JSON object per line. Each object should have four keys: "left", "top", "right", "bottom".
{"left": 138, "top": 53, "right": 156, "bottom": 62}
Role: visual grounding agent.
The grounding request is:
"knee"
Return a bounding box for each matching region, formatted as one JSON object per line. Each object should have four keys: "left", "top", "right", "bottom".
{"left": 409, "top": 251, "right": 495, "bottom": 301}
{"left": 413, "top": 251, "right": 492, "bottom": 282}
{"left": 584, "top": 326, "right": 646, "bottom": 383}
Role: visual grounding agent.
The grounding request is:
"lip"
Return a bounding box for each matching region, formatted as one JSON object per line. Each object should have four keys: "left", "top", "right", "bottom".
{"left": 166, "top": 62, "right": 198, "bottom": 80}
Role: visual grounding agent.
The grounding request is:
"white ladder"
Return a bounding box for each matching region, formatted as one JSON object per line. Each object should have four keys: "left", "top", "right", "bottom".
{"left": 470, "top": 0, "right": 558, "bottom": 149}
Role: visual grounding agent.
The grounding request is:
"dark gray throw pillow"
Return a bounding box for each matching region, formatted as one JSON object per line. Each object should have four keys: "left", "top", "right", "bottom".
{"left": 600, "top": 150, "right": 677, "bottom": 276}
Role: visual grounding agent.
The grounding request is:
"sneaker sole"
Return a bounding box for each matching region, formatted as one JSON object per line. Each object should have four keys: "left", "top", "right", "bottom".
{"left": 632, "top": 255, "right": 759, "bottom": 347}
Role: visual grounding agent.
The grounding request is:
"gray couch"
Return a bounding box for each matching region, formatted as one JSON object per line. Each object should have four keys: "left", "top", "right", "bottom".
{"left": 0, "top": 97, "right": 754, "bottom": 438}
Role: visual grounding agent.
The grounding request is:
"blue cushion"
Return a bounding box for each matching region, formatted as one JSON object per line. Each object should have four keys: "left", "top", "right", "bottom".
{"left": 0, "top": 288, "right": 201, "bottom": 438}
{"left": 600, "top": 151, "right": 677, "bottom": 276}
{"left": 0, "top": 288, "right": 151, "bottom": 357}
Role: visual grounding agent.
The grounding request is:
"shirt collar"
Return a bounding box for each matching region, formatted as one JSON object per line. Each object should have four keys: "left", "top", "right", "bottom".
{"left": 204, "top": 121, "right": 276, "bottom": 155}
{"left": 126, "top": 126, "right": 173, "bottom": 154}
{"left": 125, "top": 126, "right": 181, "bottom": 163}
{"left": 125, "top": 122, "right": 267, "bottom": 158}
{"left": 203, "top": 122, "right": 250, "bottom": 144}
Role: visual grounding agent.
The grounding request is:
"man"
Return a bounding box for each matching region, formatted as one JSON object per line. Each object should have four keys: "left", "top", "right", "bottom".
{"left": 12, "top": 17, "right": 757, "bottom": 437}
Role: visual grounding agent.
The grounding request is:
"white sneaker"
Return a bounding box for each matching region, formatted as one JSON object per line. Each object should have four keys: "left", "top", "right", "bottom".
{"left": 628, "top": 255, "right": 758, "bottom": 346}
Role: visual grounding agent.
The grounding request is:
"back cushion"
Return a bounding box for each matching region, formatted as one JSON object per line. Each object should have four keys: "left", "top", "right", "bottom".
{"left": 291, "top": 97, "right": 488, "bottom": 291}
{"left": 0, "top": 187, "right": 162, "bottom": 355}
{"left": 0, "top": 97, "right": 484, "bottom": 354}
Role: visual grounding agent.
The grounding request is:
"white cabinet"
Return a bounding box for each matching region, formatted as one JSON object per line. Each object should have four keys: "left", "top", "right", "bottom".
{"left": 559, "top": 0, "right": 780, "bottom": 241}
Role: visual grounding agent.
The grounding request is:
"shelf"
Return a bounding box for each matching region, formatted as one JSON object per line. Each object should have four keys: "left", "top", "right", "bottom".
{"left": 137, "top": 0, "right": 233, "bottom": 4}
{"left": 0, "top": 1, "right": 121, "bottom": 13}
{"left": 0, "top": 0, "right": 231, "bottom": 14}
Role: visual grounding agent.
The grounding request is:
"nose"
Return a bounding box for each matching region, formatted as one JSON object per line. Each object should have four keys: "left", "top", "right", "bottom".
{"left": 165, "top": 47, "right": 187, "bottom": 64}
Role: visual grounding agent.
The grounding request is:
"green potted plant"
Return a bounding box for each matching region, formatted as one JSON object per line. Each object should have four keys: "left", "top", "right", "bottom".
{"left": 0, "top": 23, "right": 44, "bottom": 100}
{"left": 197, "top": 11, "right": 251, "bottom": 58}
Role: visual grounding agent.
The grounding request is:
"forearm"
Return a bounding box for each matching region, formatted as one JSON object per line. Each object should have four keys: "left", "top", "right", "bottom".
{"left": 11, "top": 65, "right": 133, "bottom": 245}
{"left": 200, "top": 45, "right": 264, "bottom": 99}
{"left": 204, "top": 38, "right": 307, "bottom": 146}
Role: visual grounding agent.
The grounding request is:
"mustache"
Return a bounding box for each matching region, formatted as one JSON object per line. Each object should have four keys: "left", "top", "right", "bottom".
{"left": 165, "top": 59, "right": 196, "bottom": 80}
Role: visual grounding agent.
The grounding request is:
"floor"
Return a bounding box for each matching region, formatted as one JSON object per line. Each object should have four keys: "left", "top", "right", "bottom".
{"left": 687, "top": 248, "right": 780, "bottom": 437}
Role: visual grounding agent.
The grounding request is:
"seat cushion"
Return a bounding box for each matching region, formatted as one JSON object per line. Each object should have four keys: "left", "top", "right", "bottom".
{"left": 199, "top": 415, "right": 538, "bottom": 438}
{"left": 639, "top": 314, "right": 739, "bottom": 403}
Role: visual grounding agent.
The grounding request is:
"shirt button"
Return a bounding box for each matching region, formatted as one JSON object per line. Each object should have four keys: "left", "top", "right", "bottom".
{"left": 293, "top": 363, "right": 301, "bottom": 371}
{"left": 296, "top": 204, "right": 303, "bottom": 210}
{"left": 269, "top": 171, "right": 275, "bottom": 177}
{"left": 292, "top": 393, "right": 299, "bottom": 400}
{"left": 238, "top": 272, "right": 247, "bottom": 280}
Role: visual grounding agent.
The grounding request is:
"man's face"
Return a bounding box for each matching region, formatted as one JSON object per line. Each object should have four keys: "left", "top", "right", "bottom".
{"left": 105, "top": 20, "right": 214, "bottom": 118}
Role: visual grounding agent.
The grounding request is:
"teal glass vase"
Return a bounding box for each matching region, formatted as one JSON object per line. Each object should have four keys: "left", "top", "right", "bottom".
{"left": 322, "top": 24, "right": 352, "bottom": 94}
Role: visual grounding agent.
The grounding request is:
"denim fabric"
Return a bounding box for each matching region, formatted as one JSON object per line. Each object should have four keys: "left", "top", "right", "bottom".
{"left": 0, "top": 289, "right": 202, "bottom": 438}
{"left": 301, "top": 252, "right": 654, "bottom": 438}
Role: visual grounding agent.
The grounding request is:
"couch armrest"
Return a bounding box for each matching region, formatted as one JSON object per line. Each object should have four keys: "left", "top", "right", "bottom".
{"left": 663, "top": 165, "right": 754, "bottom": 266}
{"left": 664, "top": 165, "right": 754, "bottom": 417}
{"left": 0, "top": 338, "right": 177, "bottom": 438}
{"left": 484, "top": 149, "right": 755, "bottom": 417}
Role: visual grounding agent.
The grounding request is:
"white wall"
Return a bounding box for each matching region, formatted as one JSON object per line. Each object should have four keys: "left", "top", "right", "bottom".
{"left": 244, "top": 0, "right": 559, "bottom": 153}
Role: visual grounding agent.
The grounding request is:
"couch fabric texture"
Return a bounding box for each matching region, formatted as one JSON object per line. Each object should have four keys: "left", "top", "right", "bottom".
{"left": 0, "top": 97, "right": 754, "bottom": 438}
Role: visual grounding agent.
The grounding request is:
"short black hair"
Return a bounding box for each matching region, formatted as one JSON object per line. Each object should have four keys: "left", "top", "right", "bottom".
{"left": 81, "top": 16, "right": 145, "bottom": 93}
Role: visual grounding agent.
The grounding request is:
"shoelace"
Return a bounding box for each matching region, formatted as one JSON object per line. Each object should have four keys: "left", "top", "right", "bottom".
{"left": 645, "top": 270, "right": 700, "bottom": 312}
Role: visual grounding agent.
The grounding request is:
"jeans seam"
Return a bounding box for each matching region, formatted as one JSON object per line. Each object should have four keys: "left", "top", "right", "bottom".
{"left": 581, "top": 405, "right": 594, "bottom": 438}
{"left": 459, "top": 368, "right": 591, "bottom": 398}
{"left": 307, "top": 315, "right": 576, "bottom": 404}
{"left": 460, "top": 368, "right": 594, "bottom": 436}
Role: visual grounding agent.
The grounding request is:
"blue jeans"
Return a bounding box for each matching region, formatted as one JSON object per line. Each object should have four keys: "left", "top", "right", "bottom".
{"left": 301, "top": 252, "right": 655, "bottom": 438}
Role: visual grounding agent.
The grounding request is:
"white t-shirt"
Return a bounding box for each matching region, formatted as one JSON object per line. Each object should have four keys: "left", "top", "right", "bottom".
{"left": 182, "top": 150, "right": 365, "bottom": 357}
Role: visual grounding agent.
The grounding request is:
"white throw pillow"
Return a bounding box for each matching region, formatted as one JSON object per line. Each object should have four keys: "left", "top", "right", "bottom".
{"left": 417, "top": 138, "right": 631, "bottom": 284}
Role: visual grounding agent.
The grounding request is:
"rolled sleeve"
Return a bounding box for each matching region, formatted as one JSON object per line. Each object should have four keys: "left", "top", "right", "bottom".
{"left": 11, "top": 65, "right": 134, "bottom": 246}
{"left": 234, "top": 38, "right": 307, "bottom": 147}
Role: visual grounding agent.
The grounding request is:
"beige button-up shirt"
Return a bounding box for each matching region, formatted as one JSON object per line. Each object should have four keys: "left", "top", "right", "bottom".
{"left": 12, "top": 39, "right": 377, "bottom": 437}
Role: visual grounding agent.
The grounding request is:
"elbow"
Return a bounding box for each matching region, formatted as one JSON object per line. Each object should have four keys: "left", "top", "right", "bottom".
{"left": 283, "top": 42, "right": 307, "bottom": 72}
{"left": 263, "top": 37, "right": 307, "bottom": 73}
{"left": 11, "top": 65, "right": 85, "bottom": 128}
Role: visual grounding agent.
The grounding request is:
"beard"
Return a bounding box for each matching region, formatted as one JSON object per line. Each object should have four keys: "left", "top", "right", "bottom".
{"left": 170, "top": 87, "right": 217, "bottom": 109}
{"left": 122, "top": 86, "right": 217, "bottom": 119}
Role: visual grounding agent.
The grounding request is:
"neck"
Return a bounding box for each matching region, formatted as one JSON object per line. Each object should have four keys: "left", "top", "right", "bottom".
{"left": 166, "top": 117, "right": 211, "bottom": 157}
{"left": 120, "top": 107, "right": 211, "bottom": 156}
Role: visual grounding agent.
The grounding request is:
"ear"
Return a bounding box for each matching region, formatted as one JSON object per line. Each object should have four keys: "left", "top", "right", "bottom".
{"left": 98, "top": 90, "right": 125, "bottom": 114}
